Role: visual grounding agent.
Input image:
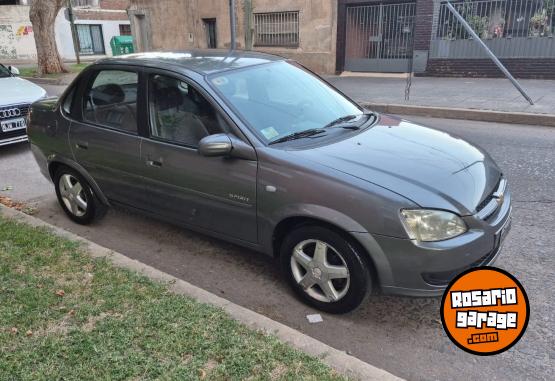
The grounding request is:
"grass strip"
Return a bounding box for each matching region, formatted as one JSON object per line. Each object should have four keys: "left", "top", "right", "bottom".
{"left": 0, "top": 216, "right": 346, "bottom": 381}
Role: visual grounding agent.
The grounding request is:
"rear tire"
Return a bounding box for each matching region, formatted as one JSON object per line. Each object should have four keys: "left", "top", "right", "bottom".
{"left": 54, "top": 166, "right": 106, "bottom": 225}
{"left": 280, "top": 225, "right": 371, "bottom": 314}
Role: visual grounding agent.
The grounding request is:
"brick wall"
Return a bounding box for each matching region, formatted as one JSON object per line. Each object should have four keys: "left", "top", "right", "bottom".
{"left": 100, "top": 0, "right": 129, "bottom": 10}
{"left": 75, "top": 10, "right": 129, "bottom": 21}
{"left": 423, "top": 59, "right": 555, "bottom": 79}
{"left": 74, "top": 0, "right": 129, "bottom": 21}
{"left": 413, "top": 0, "right": 434, "bottom": 51}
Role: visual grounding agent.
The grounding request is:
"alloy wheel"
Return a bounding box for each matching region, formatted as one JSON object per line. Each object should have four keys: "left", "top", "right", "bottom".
{"left": 290, "top": 239, "right": 350, "bottom": 303}
{"left": 58, "top": 174, "right": 88, "bottom": 217}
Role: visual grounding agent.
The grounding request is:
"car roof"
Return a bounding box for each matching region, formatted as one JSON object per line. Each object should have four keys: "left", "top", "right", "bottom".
{"left": 95, "top": 49, "right": 285, "bottom": 75}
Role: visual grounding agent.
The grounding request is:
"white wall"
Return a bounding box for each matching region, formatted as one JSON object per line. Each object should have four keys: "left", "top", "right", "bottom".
{"left": 0, "top": 6, "right": 37, "bottom": 60}
{"left": 0, "top": 5, "right": 130, "bottom": 61}
{"left": 55, "top": 11, "right": 131, "bottom": 60}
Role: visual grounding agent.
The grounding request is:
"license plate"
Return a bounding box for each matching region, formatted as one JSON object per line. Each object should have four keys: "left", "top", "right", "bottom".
{"left": 496, "top": 216, "right": 512, "bottom": 246}
{"left": 1, "top": 117, "right": 27, "bottom": 132}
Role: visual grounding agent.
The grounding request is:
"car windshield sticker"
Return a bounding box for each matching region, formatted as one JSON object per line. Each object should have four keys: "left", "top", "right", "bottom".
{"left": 261, "top": 127, "right": 279, "bottom": 140}
{"left": 212, "top": 76, "right": 229, "bottom": 86}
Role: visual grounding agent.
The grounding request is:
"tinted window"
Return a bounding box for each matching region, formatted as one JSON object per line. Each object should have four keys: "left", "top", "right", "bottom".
{"left": 83, "top": 70, "right": 138, "bottom": 133}
{"left": 209, "top": 61, "right": 362, "bottom": 143}
{"left": 148, "top": 74, "right": 225, "bottom": 147}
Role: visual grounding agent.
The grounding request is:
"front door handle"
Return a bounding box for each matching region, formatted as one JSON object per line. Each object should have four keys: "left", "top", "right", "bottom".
{"left": 75, "top": 142, "right": 88, "bottom": 150}
{"left": 146, "top": 159, "right": 163, "bottom": 168}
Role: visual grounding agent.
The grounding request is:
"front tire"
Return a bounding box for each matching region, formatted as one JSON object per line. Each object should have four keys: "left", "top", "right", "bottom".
{"left": 54, "top": 167, "right": 106, "bottom": 225}
{"left": 280, "top": 225, "right": 371, "bottom": 314}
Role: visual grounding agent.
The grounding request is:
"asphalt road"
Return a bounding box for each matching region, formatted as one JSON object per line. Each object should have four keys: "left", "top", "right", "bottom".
{"left": 1, "top": 84, "right": 553, "bottom": 380}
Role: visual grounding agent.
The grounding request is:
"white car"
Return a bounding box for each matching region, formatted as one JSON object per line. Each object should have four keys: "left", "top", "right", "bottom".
{"left": 0, "top": 64, "right": 47, "bottom": 147}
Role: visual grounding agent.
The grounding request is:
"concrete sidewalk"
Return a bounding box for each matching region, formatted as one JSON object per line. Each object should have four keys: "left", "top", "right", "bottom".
{"left": 326, "top": 74, "right": 555, "bottom": 126}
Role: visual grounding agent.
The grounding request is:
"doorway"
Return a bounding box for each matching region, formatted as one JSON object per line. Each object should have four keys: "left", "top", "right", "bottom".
{"left": 344, "top": 2, "right": 416, "bottom": 72}
{"left": 203, "top": 18, "right": 217, "bottom": 48}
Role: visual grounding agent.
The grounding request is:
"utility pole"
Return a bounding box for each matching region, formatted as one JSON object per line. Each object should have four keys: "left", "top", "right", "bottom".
{"left": 67, "top": 0, "right": 81, "bottom": 64}
{"left": 446, "top": 1, "right": 533, "bottom": 105}
{"left": 229, "top": 0, "right": 236, "bottom": 50}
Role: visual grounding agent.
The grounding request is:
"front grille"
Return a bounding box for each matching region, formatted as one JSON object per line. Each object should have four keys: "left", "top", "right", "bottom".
{"left": 0, "top": 104, "right": 30, "bottom": 139}
{"left": 0, "top": 104, "right": 30, "bottom": 121}
{"left": 476, "top": 177, "right": 501, "bottom": 213}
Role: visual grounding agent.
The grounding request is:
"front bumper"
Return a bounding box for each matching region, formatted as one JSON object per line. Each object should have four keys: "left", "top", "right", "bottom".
{"left": 0, "top": 134, "right": 28, "bottom": 147}
{"left": 357, "top": 186, "right": 512, "bottom": 297}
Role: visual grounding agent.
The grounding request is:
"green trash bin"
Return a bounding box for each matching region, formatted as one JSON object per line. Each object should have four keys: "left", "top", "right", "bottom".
{"left": 110, "top": 35, "right": 134, "bottom": 56}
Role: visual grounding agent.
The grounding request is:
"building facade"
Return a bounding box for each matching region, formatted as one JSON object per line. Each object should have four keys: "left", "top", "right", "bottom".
{"left": 0, "top": 0, "right": 131, "bottom": 62}
{"left": 127, "top": 0, "right": 554, "bottom": 78}
{"left": 127, "top": 0, "right": 338, "bottom": 74}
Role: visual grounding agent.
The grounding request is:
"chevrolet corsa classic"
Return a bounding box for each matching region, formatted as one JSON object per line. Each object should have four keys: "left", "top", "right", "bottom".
{"left": 28, "top": 51, "right": 512, "bottom": 313}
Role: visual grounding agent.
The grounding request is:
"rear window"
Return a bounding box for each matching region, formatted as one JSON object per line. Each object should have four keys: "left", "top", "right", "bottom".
{"left": 82, "top": 70, "right": 138, "bottom": 134}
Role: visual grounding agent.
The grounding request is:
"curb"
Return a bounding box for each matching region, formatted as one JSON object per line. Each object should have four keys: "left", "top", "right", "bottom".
{"left": 0, "top": 205, "right": 403, "bottom": 381}
{"left": 362, "top": 103, "right": 555, "bottom": 127}
{"left": 23, "top": 76, "right": 64, "bottom": 85}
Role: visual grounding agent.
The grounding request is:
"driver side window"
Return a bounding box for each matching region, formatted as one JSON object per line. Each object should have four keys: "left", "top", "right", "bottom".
{"left": 148, "top": 74, "right": 225, "bottom": 148}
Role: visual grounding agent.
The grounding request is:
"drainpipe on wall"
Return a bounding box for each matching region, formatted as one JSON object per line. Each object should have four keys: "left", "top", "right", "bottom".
{"left": 229, "top": 0, "right": 237, "bottom": 50}
{"left": 244, "top": 0, "right": 253, "bottom": 50}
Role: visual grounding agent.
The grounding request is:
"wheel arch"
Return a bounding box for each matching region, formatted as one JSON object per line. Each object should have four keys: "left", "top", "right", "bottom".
{"left": 48, "top": 157, "right": 110, "bottom": 206}
{"left": 271, "top": 215, "right": 381, "bottom": 287}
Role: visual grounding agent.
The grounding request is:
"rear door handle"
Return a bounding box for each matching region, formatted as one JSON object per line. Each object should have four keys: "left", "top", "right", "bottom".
{"left": 75, "top": 142, "right": 88, "bottom": 150}
{"left": 146, "top": 159, "right": 163, "bottom": 168}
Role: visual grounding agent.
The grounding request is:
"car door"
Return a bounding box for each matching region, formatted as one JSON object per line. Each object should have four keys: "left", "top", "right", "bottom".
{"left": 69, "top": 67, "right": 146, "bottom": 206}
{"left": 141, "top": 72, "right": 258, "bottom": 243}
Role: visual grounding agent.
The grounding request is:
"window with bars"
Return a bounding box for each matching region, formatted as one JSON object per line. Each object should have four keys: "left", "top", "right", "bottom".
{"left": 71, "top": 0, "right": 99, "bottom": 7}
{"left": 254, "top": 11, "right": 299, "bottom": 47}
{"left": 119, "top": 24, "right": 132, "bottom": 36}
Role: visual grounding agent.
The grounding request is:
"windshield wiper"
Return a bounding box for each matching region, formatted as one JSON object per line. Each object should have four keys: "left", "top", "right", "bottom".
{"left": 323, "top": 115, "right": 359, "bottom": 129}
{"left": 268, "top": 128, "right": 326, "bottom": 145}
{"left": 324, "top": 112, "right": 378, "bottom": 130}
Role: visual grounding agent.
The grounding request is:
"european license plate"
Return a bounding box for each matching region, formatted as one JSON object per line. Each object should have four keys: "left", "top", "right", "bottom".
{"left": 1, "top": 117, "right": 27, "bottom": 132}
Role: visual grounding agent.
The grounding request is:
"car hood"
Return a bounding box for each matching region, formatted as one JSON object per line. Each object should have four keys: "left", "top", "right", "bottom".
{"left": 291, "top": 115, "right": 501, "bottom": 214}
{"left": 0, "top": 76, "right": 46, "bottom": 106}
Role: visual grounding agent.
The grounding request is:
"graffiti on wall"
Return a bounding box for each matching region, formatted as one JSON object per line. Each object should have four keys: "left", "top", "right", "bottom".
{"left": 16, "top": 25, "right": 33, "bottom": 36}
{"left": 0, "top": 24, "right": 36, "bottom": 60}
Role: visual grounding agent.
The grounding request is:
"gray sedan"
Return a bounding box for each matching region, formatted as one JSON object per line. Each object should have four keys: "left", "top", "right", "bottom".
{"left": 27, "top": 50, "right": 511, "bottom": 313}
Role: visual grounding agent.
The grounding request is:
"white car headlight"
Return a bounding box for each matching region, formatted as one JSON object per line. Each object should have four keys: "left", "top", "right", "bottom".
{"left": 400, "top": 209, "right": 468, "bottom": 242}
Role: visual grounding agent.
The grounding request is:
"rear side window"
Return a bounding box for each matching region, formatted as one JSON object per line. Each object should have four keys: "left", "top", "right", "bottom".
{"left": 82, "top": 70, "right": 138, "bottom": 133}
{"left": 62, "top": 86, "right": 76, "bottom": 116}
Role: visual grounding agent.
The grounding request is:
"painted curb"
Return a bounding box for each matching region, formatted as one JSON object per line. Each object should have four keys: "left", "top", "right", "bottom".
{"left": 362, "top": 103, "right": 555, "bottom": 127}
{"left": 0, "top": 205, "right": 403, "bottom": 381}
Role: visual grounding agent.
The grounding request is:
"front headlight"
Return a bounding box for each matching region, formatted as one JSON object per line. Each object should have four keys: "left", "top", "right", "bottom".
{"left": 400, "top": 209, "right": 468, "bottom": 242}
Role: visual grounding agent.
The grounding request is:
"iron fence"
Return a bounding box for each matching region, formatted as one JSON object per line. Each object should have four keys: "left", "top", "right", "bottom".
{"left": 344, "top": 3, "right": 416, "bottom": 72}
{"left": 431, "top": 0, "right": 555, "bottom": 58}
{"left": 437, "top": 0, "right": 554, "bottom": 39}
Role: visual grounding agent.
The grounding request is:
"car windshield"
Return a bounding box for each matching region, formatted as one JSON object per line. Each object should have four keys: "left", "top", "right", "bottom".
{"left": 209, "top": 61, "right": 363, "bottom": 143}
{"left": 0, "top": 64, "right": 11, "bottom": 78}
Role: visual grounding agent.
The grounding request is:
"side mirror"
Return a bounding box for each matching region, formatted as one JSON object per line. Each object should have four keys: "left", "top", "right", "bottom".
{"left": 198, "top": 133, "right": 257, "bottom": 160}
{"left": 198, "top": 133, "right": 232, "bottom": 157}
{"left": 8, "top": 66, "right": 20, "bottom": 76}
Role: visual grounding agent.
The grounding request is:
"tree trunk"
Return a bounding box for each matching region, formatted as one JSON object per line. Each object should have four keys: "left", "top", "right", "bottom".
{"left": 29, "top": 0, "right": 68, "bottom": 76}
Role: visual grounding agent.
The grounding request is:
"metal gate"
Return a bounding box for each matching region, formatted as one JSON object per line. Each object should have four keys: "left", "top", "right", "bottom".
{"left": 345, "top": 2, "right": 416, "bottom": 72}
